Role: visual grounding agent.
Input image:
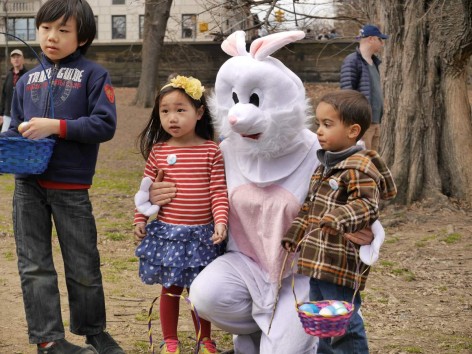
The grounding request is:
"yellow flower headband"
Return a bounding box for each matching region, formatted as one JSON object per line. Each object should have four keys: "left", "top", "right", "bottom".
{"left": 161, "top": 75, "right": 205, "bottom": 101}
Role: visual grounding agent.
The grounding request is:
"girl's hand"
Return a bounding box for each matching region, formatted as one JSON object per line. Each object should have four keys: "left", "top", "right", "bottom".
{"left": 20, "top": 117, "right": 60, "bottom": 140}
{"left": 134, "top": 223, "right": 147, "bottom": 241}
{"left": 211, "top": 223, "right": 227, "bottom": 245}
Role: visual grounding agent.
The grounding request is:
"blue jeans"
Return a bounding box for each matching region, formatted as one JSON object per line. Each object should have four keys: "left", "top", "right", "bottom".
{"left": 309, "top": 278, "right": 368, "bottom": 354}
{"left": 13, "top": 178, "right": 106, "bottom": 343}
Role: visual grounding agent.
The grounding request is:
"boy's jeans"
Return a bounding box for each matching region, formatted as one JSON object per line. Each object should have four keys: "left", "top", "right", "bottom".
{"left": 309, "top": 278, "right": 368, "bottom": 354}
{"left": 13, "top": 178, "right": 106, "bottom": 343}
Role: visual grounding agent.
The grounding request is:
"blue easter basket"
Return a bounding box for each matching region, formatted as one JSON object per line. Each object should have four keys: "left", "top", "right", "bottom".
{"left": 0, "top": 137, "right": 55, "bottom": 174}
{"left": 0, "top": 33, "right": 56, "bottom": 176}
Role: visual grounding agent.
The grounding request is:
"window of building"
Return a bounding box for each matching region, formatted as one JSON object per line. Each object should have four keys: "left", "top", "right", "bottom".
{"left": 182, "top": 14, "right": 196, "bottom": 39}
{"left": 139, "top": 15, "right": 145, "bottom": 40}
{"left": 7, "top": 17, "right": 35, "bottom": 41}
{"left": 112, "top": 15, "right": 126, "bottom": 39}
{"left": 112, "top": 0, "right": 125, "bottom": 4}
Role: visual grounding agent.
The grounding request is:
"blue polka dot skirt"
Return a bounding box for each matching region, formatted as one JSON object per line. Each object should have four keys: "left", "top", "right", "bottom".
{"left": 135, "top": 220, "right": 225, "bottom": 288}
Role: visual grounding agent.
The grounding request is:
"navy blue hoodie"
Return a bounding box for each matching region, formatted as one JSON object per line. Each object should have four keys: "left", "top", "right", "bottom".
{"left": 3, "top": 50, "right": 117, "bottom": 184}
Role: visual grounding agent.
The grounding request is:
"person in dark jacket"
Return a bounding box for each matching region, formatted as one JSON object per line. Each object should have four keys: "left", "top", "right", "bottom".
{"left": 0, "top": 49, "right": 27, "bottom": 132}
{"left": 339, "top": 24, "right": 388, "bottom": 152}
{"left": 0, "top": 1, "right": 124, "bottom": 353}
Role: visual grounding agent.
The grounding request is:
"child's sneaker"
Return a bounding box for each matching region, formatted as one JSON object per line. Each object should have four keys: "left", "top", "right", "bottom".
{"left": 159, "top": 339, "right": 180, "bottom": 354}
{"left": 86, "top": 331, "right": 125, "bottom": 354}
{"left": 198, "top": 338, "right": 217, "bottom": 354}
{"left": 37, "top": 339, "right": 97, "bottom": 354}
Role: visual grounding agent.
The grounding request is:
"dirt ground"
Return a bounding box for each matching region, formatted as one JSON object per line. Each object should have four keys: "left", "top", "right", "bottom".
{"left": 1, "top": 86, "right": 471, "bottom": 354}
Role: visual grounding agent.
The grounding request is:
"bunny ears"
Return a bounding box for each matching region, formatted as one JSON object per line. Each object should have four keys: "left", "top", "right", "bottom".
{"left": 221, "top": 30, "right": 305, "bottom": 60}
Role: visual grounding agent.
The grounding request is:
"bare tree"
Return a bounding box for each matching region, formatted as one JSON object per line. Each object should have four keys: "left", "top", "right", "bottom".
{"left": 1, "top": 0, "right": 10, "bottom": 73}
{"left": 373, "top": 0, "right": 472, "bottom": 204}
{"left": 133, "top": 0, "right": 173, "bottom": 107}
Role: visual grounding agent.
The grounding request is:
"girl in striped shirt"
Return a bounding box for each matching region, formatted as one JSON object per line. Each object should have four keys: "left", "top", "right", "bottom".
{"left": 133, "top": 76, "right": 228, "bottom": 354}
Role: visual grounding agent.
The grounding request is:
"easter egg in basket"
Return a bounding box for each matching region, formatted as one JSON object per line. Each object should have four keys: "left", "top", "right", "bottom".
{"left": 299, "top": 303, "right": 320, "bottom": 315}
{"left": 18, "top": 122, "right": 29, "bottom": 133}
{"left": 319, "top": 301, "right": 349, "bottom": 317}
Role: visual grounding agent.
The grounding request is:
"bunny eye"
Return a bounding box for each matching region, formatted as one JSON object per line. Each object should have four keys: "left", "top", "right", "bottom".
{"left": 232, "top": 92, "right": 239, "bottom": 104}
{"left": 249, "top": 93, "right": 259, "bottom": 107}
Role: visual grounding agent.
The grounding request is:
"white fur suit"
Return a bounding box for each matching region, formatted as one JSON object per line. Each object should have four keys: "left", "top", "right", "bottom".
{"left": 189, "top": 31, "right": 384, "bottom": 354}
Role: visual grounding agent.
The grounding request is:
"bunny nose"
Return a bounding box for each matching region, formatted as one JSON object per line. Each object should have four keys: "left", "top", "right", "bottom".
{"left": 229, "top": 116, "right": 238, "bottom": 125}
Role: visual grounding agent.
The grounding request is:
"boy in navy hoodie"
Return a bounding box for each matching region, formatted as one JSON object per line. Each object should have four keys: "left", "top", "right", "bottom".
{"left": 0, "top": 1, "right": 124, "bottom": 353}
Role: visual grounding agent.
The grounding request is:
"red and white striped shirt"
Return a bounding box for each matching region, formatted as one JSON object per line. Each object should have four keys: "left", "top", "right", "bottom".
{"left": 134, "top": 141, "right": 229, "bottom": 226}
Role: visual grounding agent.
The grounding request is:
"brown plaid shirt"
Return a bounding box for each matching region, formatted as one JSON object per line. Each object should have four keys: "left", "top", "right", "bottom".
{"left": 282, "top": 150, "right": 397, "bottom": 290}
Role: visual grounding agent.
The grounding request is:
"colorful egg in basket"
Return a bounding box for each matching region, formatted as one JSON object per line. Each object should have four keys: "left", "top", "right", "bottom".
{"left": 297, "top": 300, "right": 354, "bottom": 338}
{"left": 0, "top": 137, "right": 55, "bottom": 174}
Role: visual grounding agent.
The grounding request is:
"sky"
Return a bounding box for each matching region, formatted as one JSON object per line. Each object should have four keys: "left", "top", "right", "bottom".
{"left": 251, "top": 0, "right": 336, "bottom": 30}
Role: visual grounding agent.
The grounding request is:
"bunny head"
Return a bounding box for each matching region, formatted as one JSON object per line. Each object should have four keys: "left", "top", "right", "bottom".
{"left": 209, "top": 30, "right": 312, "bottom": 159}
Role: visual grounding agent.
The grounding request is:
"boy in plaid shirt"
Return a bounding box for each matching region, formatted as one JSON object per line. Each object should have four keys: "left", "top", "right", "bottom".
{"left": 283, "top": 89, "right": 396, "bottom": 353}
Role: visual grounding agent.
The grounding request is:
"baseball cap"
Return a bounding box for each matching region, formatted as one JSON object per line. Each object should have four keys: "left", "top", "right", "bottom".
{"left": 10, "top": 49, "right": 23, "bottom": 56}
{"left": 359, "top": 25, "right": 389, "bottom": 39}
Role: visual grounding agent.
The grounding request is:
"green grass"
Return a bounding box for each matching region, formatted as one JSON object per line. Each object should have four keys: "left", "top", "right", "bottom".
{"left": 443, "top": 232, "right": 461, "bottom": 244}
{"left": 103, "top": 231, "right": 128, "bottom": 241}
{"left": 3, "top": 251, "right": 15, "bottom": 261}
{"left": 385, "top": 236, "right": 399, "bottom": 244}
{"left": 415, "top": 233, "right": 439, "bottom": 247}
{"left": 391, "top": 267, "right": 416, "bottom": 281}
{"left": 415, "top": 240, "right": 427, "bottom": 247}
{"left": 103, "top": 273, "right": 121, "bottom": 283}
{"left": 135, "top": 308, "right": 158, "bottom": 322}
{"left": 438, "top": 335, "right": 472, "bottom": 350}
{"left": 93, "top": 169, "right": 141, "bottom": 195}
{"left": 421, "top": 234, "right": 437, "bottom": 241}
{"left": 0, "top": 175, "right": 15, "bottom": 193}
{"left": 384, "top": 344, "right": 423, "bottom": 353}
{"left": 131, "top": 340, "right": 149, "bottom": 353}
{"left": 379, "top": 260, "right": 395, "bottom": 267}
{"left": 108, "top": 258, "right": 137, "bottom": 271}
{"left": 404, "top": 347, "right": 423, "bottom": 353}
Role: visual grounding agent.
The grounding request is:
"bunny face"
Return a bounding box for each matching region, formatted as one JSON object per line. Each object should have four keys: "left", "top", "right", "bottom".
{"left": 209, "top": 31, "right": 312, "bottom": 159}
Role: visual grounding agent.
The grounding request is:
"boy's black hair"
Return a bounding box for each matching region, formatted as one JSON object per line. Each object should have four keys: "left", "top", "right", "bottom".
{"left": 137, "top": 86, "right": 215, "bottom": 160}
{"left": 36, "top": 0, "right": 96, "bottom": 55}
{"left": 319, "top": 89, "right": 372, "bottom": 140}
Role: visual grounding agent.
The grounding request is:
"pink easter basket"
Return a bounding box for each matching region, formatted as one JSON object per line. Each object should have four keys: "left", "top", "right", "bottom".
{"left": 295, "top": 299, "right": 354, "bottom": 338}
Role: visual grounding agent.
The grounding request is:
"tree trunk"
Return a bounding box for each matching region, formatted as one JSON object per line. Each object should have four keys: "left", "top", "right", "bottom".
{"left": 133, "top": 0, "right": 173, "bottom": 107}
{"left": 378, "top": 0, "right": 472, "bottom": 204}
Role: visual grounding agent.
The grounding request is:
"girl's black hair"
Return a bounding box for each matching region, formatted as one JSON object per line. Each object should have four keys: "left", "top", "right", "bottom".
{"left": 137, "top": 86, "right": 215, "bottom": 160}
{"left": 36, "top": 0, "right": 96, "bottom": 54}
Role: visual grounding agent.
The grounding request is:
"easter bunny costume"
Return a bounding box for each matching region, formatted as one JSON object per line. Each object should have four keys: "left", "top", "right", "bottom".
{"left": 189, "top": 31, "right": 384, "bottom": 354}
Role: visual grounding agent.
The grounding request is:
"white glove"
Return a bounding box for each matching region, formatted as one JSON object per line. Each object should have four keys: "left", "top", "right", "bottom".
{"left": 134, "top": 177, "right": 160, "bottom": 217}
{"left": 359, "top": 220, "right": 385, "bottom": 265}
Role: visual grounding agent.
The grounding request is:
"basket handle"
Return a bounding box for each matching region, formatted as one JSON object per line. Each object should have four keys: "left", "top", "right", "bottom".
{"left": 267, "top": 250, "right": 290, "bottom": 335}
{"left": 290, "top": 235, "right": 308, "bottom": 308}
{"left": 0, "top": 31, "right": 55, "bottom": 118}
{"left": 289, "top": 229, "right": 370, "bottom": 307}
{"left": 347, "top": 241, "right": 370, "bottom": 304}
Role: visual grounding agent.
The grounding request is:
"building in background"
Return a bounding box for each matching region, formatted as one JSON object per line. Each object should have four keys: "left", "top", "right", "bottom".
{"left": 0, "top": 0, "right": 257, "bottom": 46}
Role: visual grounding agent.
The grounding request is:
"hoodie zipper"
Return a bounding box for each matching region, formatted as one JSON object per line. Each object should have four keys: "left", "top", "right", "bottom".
{"left": 43, "top": 63, "right": 59, "bottom": 118}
